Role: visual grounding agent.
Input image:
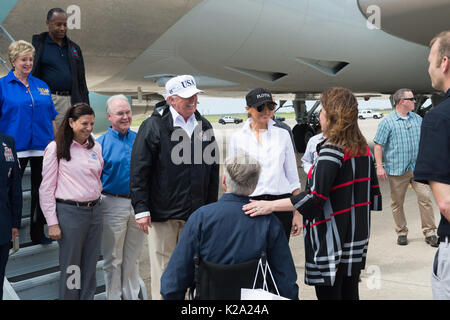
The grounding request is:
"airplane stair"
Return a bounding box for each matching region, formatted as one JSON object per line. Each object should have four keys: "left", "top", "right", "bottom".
{"left": 3, "top": 165, "right": 147, "bottom": 300}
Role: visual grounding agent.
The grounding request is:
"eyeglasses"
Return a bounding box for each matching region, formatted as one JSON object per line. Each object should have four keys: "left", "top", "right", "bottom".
{"left": 402, "top": 97, "right": 416, "bottom": 101}
{"left": 255, "top": 103, "right": 276, "bottom": 112}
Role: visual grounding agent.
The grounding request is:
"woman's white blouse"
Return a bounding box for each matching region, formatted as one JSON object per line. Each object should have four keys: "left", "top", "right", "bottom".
{"left": 227, "top": 118, "right": 300, "bottom": 197}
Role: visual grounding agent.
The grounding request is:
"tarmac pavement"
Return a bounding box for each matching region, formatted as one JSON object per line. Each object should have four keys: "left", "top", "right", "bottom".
{"left": 134, "top": 117, "right": 440, "bottom": 300}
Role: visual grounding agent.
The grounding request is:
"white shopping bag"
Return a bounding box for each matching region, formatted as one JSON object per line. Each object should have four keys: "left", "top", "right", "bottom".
{"left": 240, "top": 257, "right": 290, "bottom": 300}
{"left": 241, "top": 288, "right": 289, "bottom": 300}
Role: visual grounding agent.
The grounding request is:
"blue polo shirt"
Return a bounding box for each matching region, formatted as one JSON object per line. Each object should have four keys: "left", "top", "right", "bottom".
{"left": 97, "top": 127, "right": 136, "bottom": 196}
{"left": 374, "top": 110, "right": 422, "bottom": 175}
{"left": 39, "top": 35, "right": 72, "bottom": 92}
{"left": 0, "top": 70, "right": 57, "bottom": 152}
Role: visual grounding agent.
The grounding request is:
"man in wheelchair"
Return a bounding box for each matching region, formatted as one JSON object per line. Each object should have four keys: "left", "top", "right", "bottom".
{"left": 161, "top": 154, "right": 299, "bottom": 300}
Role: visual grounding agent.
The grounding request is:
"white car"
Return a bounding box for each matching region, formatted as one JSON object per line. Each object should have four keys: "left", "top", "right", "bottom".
{"left": 358, "top": 110, "right": 383, "bottom": 119}
{"left": 218, "top": 116, "right": 243, "bottom": 124}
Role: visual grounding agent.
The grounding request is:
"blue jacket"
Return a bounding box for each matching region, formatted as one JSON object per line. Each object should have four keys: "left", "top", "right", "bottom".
{"left": 97, "top": 127, "right": 136, "bottom": 195}
{"left": 0, "top": 70, "right": 57, "bottom": 152}
{"left": 161, "top": 193, "right": 299, "bottom": 299}
{"left": 0, "top": 133, "right": 22, "bottom": 245}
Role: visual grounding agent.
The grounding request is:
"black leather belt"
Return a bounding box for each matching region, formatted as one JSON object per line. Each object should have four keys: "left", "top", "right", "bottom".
{"left": 52, "top": 91, "right": 71, "bottom": 96}
{"left": 439, "top": 236, "right": 449, "bottom": 244}
{"left": 250, "top": 194, "right": 291, "bottom": 201}
{"left": 102, "top": 191, "right": 131, "bottom": 199}
{"left": 56, "top": 198, "right": 100, "bottom": 207}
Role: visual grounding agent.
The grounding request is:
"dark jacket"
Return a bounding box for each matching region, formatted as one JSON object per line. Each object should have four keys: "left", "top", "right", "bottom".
{"left": 0, "top": 133, "right": 22, "bottom": 245}
{"left": 161, "top": 193, "right": 299, "bottom": 300}
{"left": 31, "top": 32, "right": 89, "bottom": 105}
{"left": 130, "top": 106, "right": 219, "bottom": 222}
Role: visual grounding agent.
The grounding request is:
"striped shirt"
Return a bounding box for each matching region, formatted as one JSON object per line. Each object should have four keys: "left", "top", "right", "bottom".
{"left": 373, "top": 110, "right": 422, "bottom": 176}
{"left": 290, "top": 141, "right": 382, "bottom": 286}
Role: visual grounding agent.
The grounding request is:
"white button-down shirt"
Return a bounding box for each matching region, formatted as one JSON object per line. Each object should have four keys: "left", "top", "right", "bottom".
{"left": 170, "top": 106, "right": 198, "bottom": 137}
{"left": 301, "top": 132, "right": 325, "bottom": 174}
{"left": 227, "top": 118, "right": 300, "bottom": 197}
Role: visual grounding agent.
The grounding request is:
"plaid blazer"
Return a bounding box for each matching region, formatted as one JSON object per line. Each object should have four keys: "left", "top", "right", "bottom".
{"left": 292, "top": 141, "right": 382, "bottom": 286}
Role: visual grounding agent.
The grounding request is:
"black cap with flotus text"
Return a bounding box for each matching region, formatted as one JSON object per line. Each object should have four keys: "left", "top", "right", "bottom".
{"left": 245, "top": 88, "right": 277, "bottom": 108}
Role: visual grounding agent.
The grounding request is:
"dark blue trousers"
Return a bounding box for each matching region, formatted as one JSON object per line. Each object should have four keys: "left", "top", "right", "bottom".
{"left": 0, "top": 242, "right": 10, "bottom": 300}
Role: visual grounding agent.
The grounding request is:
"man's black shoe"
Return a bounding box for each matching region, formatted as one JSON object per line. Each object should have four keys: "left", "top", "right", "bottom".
{"left": 397, "top": 235, "right": 408, "bottom": 246}
{"left": 425, "top": 235, "right": 439, "bottom": 248}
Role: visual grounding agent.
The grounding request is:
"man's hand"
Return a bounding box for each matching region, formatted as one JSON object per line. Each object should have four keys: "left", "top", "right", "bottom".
{"left": 377, "top": 166, "right": 387, "bottom": 181}
{"left": 11, "top": 228, "right": 19, "bottom": 241}
{"left": 48, "top": 225, "right": 62, "bottom": 240}
{"left": 136, "top": 216, "right": 152, "bottom": 234}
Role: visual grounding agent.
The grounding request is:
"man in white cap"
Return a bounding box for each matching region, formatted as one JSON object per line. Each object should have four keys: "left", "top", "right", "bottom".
{"left": 130, "top": 75, "right": 219, "bottom": 299}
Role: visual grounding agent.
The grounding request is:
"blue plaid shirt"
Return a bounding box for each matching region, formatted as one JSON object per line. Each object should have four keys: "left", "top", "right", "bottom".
{"left": 374, "top": 110, "right": 422, "bottom": 176}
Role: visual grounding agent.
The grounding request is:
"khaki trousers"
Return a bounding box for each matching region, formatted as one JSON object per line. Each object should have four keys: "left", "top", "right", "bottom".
{"left": 147, "top": 219, "right": 186, "bottom": 300}
{"left": 387, "top": 171, "right": 437, "bottom": 237}
{"left": 51, "top": 94, "right": 72, "bottom": 130}
{"left": 101, "top": 195, "right": 145, "bottom": 300}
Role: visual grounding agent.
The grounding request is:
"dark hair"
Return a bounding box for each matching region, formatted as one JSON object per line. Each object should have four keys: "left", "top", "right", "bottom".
{"left": 55, "top": 103, "right": 95, "bottom": 161}
{"left": 320, "top": 87, "right": 367, "bottom": 157}
{"left": 47, "top": 8, "right": 67, "bottom": 22}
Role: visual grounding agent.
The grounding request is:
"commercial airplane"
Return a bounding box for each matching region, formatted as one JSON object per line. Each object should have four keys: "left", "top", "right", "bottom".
{"left": 1, "top": 0, "right": 449, "bottom": 151}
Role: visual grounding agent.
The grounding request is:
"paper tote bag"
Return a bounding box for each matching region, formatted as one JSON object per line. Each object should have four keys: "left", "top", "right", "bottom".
{"left": 241, "top": 258, "right": 289, "bottom": 300}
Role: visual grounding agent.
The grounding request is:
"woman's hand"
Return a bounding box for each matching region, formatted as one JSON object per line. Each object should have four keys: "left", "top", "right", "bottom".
{"left": 242, "top": 200, "right": 274, "bottom": 217}
{"left": 291, "top": 210, "right": 303, "bottom": 236}
{"left": 48, "top": 224, "right": 62, "bottom": 240}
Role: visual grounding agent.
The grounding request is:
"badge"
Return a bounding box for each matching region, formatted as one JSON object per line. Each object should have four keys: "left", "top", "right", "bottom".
{"left": 198, "top": 130, "right": 209, "bottom": 142}
{"left": 4, "top": 147, "right": 15, "bottom": 162}
{"left": 71, "top": 46, "right": 80, "bottom": 58}
{"left": 91, "top": 153, "right": 97, "bottom": 160}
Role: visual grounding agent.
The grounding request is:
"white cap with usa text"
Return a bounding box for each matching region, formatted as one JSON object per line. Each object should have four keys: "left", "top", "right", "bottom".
{"left": 165, "top": 75, "right": 204, "bottom": 98}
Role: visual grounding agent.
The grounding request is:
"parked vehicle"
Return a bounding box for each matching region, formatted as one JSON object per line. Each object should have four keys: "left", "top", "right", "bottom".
{"left": 358, "top": 109, "right": 384, "bottom": 119}
{"left": 218, "top": 116, "right": 243, "bottom": 124}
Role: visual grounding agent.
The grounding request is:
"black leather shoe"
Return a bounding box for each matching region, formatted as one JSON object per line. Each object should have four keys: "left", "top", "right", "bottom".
{"left": 397, "top": 235, "right": 408, "bottom": 246}
{"left": 425, "top": 235, "right": 439, "bottom": 248}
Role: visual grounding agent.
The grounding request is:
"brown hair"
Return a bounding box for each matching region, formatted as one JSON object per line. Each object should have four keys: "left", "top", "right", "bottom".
{"left": 320, "top": 87, "right": 367, "bottom": 157}
{"left": 430, "top": 31, "right": 450, "bottom": 67}
{"left": 55, "top": 103, "right": 95, "bottom": 161}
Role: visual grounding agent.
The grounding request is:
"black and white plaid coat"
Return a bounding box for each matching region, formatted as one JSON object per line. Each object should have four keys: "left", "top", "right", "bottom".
{"left": 291, "top": 141, "right": 382, "bottom": 286}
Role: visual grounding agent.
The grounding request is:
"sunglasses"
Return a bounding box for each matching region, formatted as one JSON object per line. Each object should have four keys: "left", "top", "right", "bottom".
{"left": 402, "top": 97, "right": 416, "bottom": 101}
{"left": 254, "top": 103, "right": 276, "bottom": 112}
{"left": 72, "top": 102, "right": 90, "bottom": 108}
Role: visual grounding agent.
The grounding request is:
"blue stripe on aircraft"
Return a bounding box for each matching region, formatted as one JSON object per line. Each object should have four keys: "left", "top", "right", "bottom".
{"left": 0, "top": 0, "right": 18, "bottom": 24}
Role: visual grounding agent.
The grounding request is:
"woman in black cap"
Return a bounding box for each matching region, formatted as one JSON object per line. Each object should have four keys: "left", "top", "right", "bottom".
{"left": 227, "top": 88, "right": 302, "bottom": 241}
{"left": 243, "top": 87, "right": 382, "bottom": 300}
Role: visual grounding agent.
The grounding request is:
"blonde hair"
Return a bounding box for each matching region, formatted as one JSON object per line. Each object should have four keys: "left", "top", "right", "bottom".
{"left": 8, "top": 40, "right": 35, "bottom": 69}
{"left": 430, "top": 31, "right": 450, "bottom": 67}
